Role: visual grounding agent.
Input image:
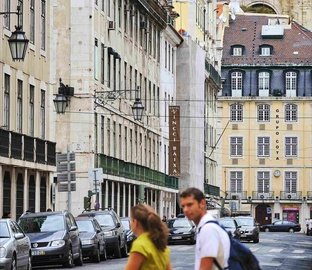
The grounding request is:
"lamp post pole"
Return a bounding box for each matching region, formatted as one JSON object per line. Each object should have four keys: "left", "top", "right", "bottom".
{"left": 67, "top": 144, "right": 71, "bottom": 212}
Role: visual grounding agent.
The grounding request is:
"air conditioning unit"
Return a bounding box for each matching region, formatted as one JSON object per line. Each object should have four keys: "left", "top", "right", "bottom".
{"left": 231, "top": 195, "right": 237, "bottom": 200}
{"left": 287, "top": 194, "right": 292, "bottom": 199}
{"left": 140, "top": 21, "right": 147, "bottom": 30}
{"left": 260, "top": 194, "right": 265, "bottom": 200}
{"left": 108, "top": 20, "right": 115, "bottom": 30}
{"left": 272, "top": 89, "right": 283, "bottom": 96}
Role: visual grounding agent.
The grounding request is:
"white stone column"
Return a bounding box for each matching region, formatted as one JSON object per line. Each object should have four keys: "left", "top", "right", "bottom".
{"left": 11, "top": 168, "right": 16, "bottom": 220}
{"left": 117, "top": 182, "right": 120, "bottom": 216}
{"left": 159, "top": 190, "right": 164, "bottom": 217}
{"left": 133, "top": 185, "right": 136, "bottom": 206}
{"left": 0, "top": 165, "right": 3, "bottom": 217}
{"left": 23, "top": 169, "right": 29, "bottom": 212}
{"left": 111, "top": 181, "right": 115, "bottom": 209}
{"left": 128, "top": 185, "right": 131, "bottom": 216}
{"left": 122, "top": 183, "right": 126, "bottom": 217}
{"left": 35, "top": 171, "right": 40, "bottom": 212}
{"left": 105, "top": 181, "right": 108, "bottom": 208}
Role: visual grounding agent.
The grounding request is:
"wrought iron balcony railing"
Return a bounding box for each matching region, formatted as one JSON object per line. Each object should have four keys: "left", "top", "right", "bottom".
{"left": 0, "top": 128, "right": 56, "bottom": 166}
{"left": 204, "top": 183, "right": 220, "bottom": 197}
{"left": 225, "top": 191, "right": 247, "bottom": 200}
{"left": 280, "top": 191, "right": 302, "bottom": 200}
{"left": 307, "top": 191, "right": 312, "bottom": 200}
{"left": 252, "top": 191, "right": 275, "bottom": 200}
{"left": 98, "top": 154, "right": 178, "bottom": 189}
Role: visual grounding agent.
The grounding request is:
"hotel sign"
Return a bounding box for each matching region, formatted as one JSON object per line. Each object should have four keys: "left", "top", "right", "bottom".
{"left": 169, "top": 106, "right": 180, "bottom": 176}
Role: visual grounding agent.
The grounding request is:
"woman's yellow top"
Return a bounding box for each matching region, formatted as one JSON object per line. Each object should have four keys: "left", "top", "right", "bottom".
{"left": 130, "top": 232, "right": 170, "bottom": 270}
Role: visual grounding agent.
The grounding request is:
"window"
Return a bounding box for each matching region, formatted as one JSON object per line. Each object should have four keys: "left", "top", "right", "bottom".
{"left": 285, "top": 171, "right": 297, "bottom": 193}
{"left": 285, "top": 137, "right": 297, "bottom": 157}
{"left": 230, "top": 103, "right": 243, "bottom": 121}
{"left": 230, "top": 171, "right": 242, "bottom": 192}
{"left": 230, "top": 137, "right": 243, "bottom": 157}
{"left": 30, "top": 0, "right": 35, "bottom": 44}
{"left": 107, "top": 49, "right": 111, "bottom": 87}
{"left": 231, "top": 72, "right": 243, "bottom": 91}
{"left": 107, "top": 119, "right": 111, "bottom": 155}
{"left": 17, "top": 80, "right": 23, "bottom": 133}
{"left": 257, "top": 137, "right": 270, "bottom": 157}
{"left": 29, "top": 85, "right": 34, "bottom": 136}
{"left": 4, "top": 0, "right": 10, "bottom": 29}
{"left": 117, "top": 0, "right": 121, "bottom": 28}
{"left": 257, "top": 171, "right": 270, "bottom": 193}
{"left": 18, "top": 0, "right": 23, "bottom": 29}
{"left": 101, "top": 116, "right": 104, "bottom": 153}
{"left": 258, "top": 72, "right": 270, "bottom": 92}
{"left": 3, "top": 74, "right": 10, "bottom": 130}
{"left": 101, "top": 43, "right": 105, "bottom": 84}
{"left": 94, "top": 38, "right": 98, "bottom": 80}
{"left": 40, "top": 90, "right": 45, "bottom": 139}
{"left": 285, "top": 103, "right": 297, "bottom": 122}
{"left": 260, "top": 47, "right": 271, "bottom": 56}
{"left": 232, "top": 47, "right": 242, "bottom": 56}
{"left": 285, "top": 71, "right": 297, "bottom": 92}
{"left": 257, "top": 104, "right": 270, "bottom": 121}
{"left": 40, "top": 0, "right": 46, "bottom": 50}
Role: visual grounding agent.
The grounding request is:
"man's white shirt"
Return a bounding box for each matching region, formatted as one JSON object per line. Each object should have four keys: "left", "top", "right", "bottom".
{"left": 195, "top": 212, "right": 230, "bottom": 270}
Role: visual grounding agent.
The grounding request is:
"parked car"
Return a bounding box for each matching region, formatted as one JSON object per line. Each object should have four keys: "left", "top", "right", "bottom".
{"left": 75, "top": 216, "right": 107, "bottom": 262}
{"left": 261, "top": 220, "right": 301, "bottom": 233}
{"left": 0, "top": 219, "right": 32, "bottom": 270}
{"left": 167, "top": 218, "right": 196, "bottom": 245}
{"left": 18, "top": 211, "right": 83, "bottom": 267}
{"left": 218, "top": 217, "right": 241, "bottom": 240}
{"left": 78, "top": 209, "right": 127, "bottom": 258}
{"left": 234, "top": 216, "right": 259, "bottom": 243}
{"left": 120, "top": 217, "right": 135, "bottom": 250}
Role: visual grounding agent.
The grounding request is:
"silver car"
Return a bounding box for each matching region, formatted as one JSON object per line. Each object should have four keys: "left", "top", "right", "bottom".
{"left": 0, "top": 219, "right": 32, "bottom": 270}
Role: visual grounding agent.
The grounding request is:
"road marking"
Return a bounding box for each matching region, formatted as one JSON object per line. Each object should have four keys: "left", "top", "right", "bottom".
{"left": 292, "top": 250, "right": 305, "bottom": 254}
{"left": 260, "top": 262, "right": 282, "bottom": 267}
{"left": 290, "top": 255, "right": 305, "bottom": 259}
{"left": 268, "top": 248, "right": 283, "bottom": 253}
{"left": 250, "top": 247, "right": 259, "bottom": 252}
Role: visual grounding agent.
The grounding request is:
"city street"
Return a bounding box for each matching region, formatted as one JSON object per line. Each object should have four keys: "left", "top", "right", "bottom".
{"left": 36, "top": 232, "right": 312, "bottom": 270}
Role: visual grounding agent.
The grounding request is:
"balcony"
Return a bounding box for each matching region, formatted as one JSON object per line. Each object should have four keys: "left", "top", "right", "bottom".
{"left": 225, "top": 191, "right": 247, "bottom": 200}
{"left": 280, "top": 191, "right": 302, "bottom": 200}
{"left": 98, "top": 154, "right": 178, "bottom": 190}
{"left": 205, "top": 61, "right": 221, "bottom": 88}
{"left": 252, "top": 191, "right": 275, "bottom": 200}
{"left": 204, "top": 183, "right": 220, "bottom": 197}
{"left": 306, "top": 191, "right": 312, "bottom": 200}
{"left": 0, "top": 128, "right": 56, "bottom": 166}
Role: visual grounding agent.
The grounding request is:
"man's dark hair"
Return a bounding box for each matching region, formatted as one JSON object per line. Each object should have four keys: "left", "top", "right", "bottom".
{"left": 180, "top": 187, "right": 205, "bottom": 203}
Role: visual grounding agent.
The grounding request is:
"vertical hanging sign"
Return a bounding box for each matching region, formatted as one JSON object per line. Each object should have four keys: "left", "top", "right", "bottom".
{"left": 169, "top": 106, "right": 180, "bottom": 176}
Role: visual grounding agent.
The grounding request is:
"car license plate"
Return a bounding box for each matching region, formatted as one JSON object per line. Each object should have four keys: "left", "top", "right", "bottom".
{"left": 32, "top": 250, "right": 45, "bottom": 256}
{"left": 172, "top": 236, "right": 182, "bottom": 240}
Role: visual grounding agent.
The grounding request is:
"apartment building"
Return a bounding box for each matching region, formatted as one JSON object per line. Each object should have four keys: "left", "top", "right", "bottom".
{"left": 0, "top": 0, "right": 56, "bottom": 219}
{"left": 219, "top": 13, "right": 312, "bottom": 226}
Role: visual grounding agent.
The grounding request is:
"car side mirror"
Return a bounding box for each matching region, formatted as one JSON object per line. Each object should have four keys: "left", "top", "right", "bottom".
{"left": 97, "top": 229, "right": 101, "bottom": 233}
{"left": 237, "top": 225, "right": 241, "bottom": 229}
{"left": 116, "top": 222, "right": 121, "bottom": 228}
{"left": 69, "top": 225, "right": 78, "bottom": 231}
{"left": 14, "top": 233, "right": 24, "bottom": 239}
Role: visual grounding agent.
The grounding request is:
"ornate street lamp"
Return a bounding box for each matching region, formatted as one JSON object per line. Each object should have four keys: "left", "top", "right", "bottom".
{"left": 53, "top": 94, "right": 68, "bottom": 114}
{"left": 0, "top": 5, "right": 29, "bottom": 61}
{"left": 132, "top": 98, "right": 145, "bottom": 121}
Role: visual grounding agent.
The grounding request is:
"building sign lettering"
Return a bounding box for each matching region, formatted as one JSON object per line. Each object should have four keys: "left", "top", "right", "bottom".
{"left": 169, "top": 106, "right": 180, "bottom": 176}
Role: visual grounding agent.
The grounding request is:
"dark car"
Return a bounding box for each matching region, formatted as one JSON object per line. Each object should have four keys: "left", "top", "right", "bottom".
{"left": 0, "top": 219, "right": 32, "bottom": 270}
{"left": 218, "top": 217, "right": 241, "bottom": 240}
{"left": 234, "top": 216, "right": 259, "bottom": 243}
{"left": 120, "top": 217, "right": 135, "bottom": 250}
{"left": 167, "top": 218, "right": 196, "bottom": 245}
{"left": 18, "top": 211, "right": 83, "bottom": 267}
{"left": 78, "top": 209, "right": 127, "bottom": 258}
{"left": 261, "top": 220, "right": 301, "bottom": 233}
{"left": 75, "top": 216, "right": 107, "bottom": 262}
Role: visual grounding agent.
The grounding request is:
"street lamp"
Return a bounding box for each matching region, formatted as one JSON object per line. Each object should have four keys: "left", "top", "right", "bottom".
{"left": 0, "top": 5, "right": 29, "bottom": 61}
{"left": 132, "top": 98, "right": 144, "bottom": 121}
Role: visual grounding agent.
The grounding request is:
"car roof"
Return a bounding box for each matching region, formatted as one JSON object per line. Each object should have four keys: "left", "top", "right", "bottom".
{"left": 19, "top": 211, "right": 66, "bottom": 218}
{"left": 75, "top": 216, "right": 96, "bottom": 221}
{"left": 234, "top": 216, "right": 253, "bottom": 219}
{"left": 120, "top": 217, "right": 130, "bottom": 220}
{"left": 78, "top": 210, "right": 112, "bottom": 216}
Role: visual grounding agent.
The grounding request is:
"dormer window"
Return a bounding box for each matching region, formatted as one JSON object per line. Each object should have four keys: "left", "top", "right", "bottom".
{"left": 259, "top": 45, "right": 273, "bottom": 56}
{"left": 231, "top": 45, "right": 244, "bottom": 56}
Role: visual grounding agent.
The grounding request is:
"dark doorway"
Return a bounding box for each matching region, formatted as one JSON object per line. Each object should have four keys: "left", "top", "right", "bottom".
{"left": 16, "top": 173, "right": 24, "bottom": 219}
{"left": 255, "top": 204, "right": 272, "bottom": 225}
{"left": 3, "top": 171, "right": 11, "bottom": 214}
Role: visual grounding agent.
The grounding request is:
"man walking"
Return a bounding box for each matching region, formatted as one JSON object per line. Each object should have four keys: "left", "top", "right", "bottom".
{"left": 180, "top": 187, "right": 230, "bottom": 270}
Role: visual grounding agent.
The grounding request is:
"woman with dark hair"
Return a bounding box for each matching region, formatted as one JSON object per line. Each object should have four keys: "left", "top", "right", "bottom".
{"left": 125, "top": 204, "right": 172, "bottom": 270}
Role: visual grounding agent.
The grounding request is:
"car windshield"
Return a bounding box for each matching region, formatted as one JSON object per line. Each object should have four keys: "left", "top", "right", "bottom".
{"left": 121, "top": 220, "right": 130, "bottom": 230}
{"left": 219, "top": 219, "right": 235, "bottom": 228}
{"left": 0, "top": 222, "right": 10, "bottom": 238}
{"left": 168, "top": 219, "right": 191, "bottom": 228}
{"left": 235, "top": 218, "right": 254, "bottom": 226}
{"left": 19, "top": 215, "right": 65, "bottom": 233}
{"left": 76, "top": 220, "right": 95, "bottom": 232}
{"left": 94, "top": 214, "right": 115, "bottom": 227}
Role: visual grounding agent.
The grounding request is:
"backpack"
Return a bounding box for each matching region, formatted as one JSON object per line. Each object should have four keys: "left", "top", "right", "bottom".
{"left": 199, "top": 220, "right": 261, "bottom": 270}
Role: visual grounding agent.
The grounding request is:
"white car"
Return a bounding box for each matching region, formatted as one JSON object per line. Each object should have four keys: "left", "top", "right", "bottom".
{"left": 0, "top": 219, "right": 32, "bottom": 270}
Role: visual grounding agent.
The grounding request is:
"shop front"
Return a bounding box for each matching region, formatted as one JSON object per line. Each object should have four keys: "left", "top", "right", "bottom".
{"left": 283, "top": 206, "right": 299, "bottom": 223}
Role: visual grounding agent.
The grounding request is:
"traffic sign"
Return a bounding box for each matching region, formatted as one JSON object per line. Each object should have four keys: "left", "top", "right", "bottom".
{"left": 57, "top": 162, "right": 76, "bottom": 173}
{"left": 57, "top": 173, "right": 76, "bottom": 182}
{"left": 58, "top": 183, "right": 76, "bottom": 192}
{"left": 56, "top": 153, "right": 75, "bottom": 162}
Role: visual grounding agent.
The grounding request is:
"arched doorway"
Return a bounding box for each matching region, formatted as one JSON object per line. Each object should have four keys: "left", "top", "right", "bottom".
{"left": 255, "top": 204, "right": 272, "bottom": 225}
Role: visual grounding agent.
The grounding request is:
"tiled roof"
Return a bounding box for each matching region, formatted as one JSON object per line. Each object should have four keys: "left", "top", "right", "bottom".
{"left": 222, "top": 14, "right": 312, "bottom": 66}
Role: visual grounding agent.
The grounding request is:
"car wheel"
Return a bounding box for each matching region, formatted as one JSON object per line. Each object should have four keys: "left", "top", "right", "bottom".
{"left": 100, "top": 245, "right": 107, "bottom": 261}
{"left": 27, "top": 253, "right": 32, "bottom": 270}
{"left": 93, "top": 246, "right": 101, "bottom": 263}
{"left": 114, "top": 241, "right": 122, "bottom": 259}
{"left": 190, "top": 236, "right": 196, "bottom": 245}
{"left": 121, "top": 240, "right": 128, "bottom": 257}
{"left": 74, "top": 246, "right": 83, "bottom": 266}
{"left": 64, "top": 248, "right": 74, "bottom": 268}
{"left": 265, "top": 228, "right": 270, "bottom": 232}
{"left": 289, "top": 228, "right": 294, "bottom": 233}
{"left": 253, "top": 238, "right": 259, "bottom": 243}
{"left": 11, "top": 254, "right": 17, "bottom": 270}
